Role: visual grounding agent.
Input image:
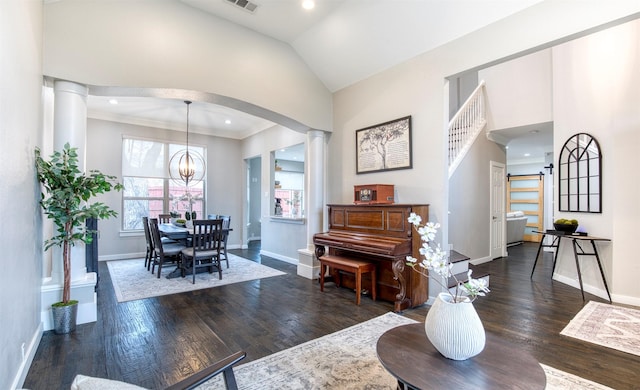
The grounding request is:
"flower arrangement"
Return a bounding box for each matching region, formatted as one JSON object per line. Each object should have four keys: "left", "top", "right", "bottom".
{"left": 406, "top": 213, "right": 489, "bottom": 302}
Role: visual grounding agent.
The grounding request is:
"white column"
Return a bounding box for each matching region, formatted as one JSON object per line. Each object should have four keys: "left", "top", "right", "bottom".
{"left": 42, "top": 80, "right": 97, "bottom": 330}
{"left": 297, "top": 129, "right": 326, "bottom": 279}
{"left": 53, "top": 80, "right": 89, "bottom": 281}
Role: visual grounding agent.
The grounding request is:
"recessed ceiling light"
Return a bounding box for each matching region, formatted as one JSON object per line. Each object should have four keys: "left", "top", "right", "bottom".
{"left": 225, "top": 119, "right": 231, "bottom": 125}
{"left": 524, "top": 153, "right": 531, "bottom": 157}
{"left": 302, "top": 0, "right": 315, "bottom": 10}
{"left": 108, "top": 99, "right": 118, "bottom": 105}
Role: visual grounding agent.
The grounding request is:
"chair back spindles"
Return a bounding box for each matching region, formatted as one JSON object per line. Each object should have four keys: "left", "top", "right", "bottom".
{"left": 183, "top": 219, "right": 224, "bottom": 283}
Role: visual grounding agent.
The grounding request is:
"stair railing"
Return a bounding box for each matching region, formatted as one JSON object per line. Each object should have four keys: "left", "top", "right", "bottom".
{"left": 448, "top": 81, "right": 487, "bottom": 178}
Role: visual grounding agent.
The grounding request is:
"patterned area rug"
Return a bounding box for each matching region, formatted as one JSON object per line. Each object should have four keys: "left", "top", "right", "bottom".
{"left": 107, "top": 254, "right": 286, "bottom": 302}
{"left": 198, "top": 312, "right": 610, "bottom": 390}
{"left": 561, "top": 301, "right": 640, "bottom": 357}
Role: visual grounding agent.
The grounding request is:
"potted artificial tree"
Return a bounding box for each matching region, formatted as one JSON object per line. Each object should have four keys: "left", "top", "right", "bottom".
{"left": 35, "top": 143, "right": 123, "bottom": 334}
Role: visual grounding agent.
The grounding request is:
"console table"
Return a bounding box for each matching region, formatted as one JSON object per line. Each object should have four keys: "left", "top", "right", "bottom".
{"left": 376, "top": 323, "right": 546, "bottom": 389}
{"left": 531, "top": 231, "right": 612, "bottom": 303}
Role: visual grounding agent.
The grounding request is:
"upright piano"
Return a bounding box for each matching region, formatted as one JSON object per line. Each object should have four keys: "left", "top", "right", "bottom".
{"left": 313, "top": 203, "right": 429, "bottom": 312}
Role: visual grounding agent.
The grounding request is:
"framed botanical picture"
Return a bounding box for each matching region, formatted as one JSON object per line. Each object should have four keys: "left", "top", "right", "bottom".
{"left": 356, "top": 115, "right": 412, "bottom": 174}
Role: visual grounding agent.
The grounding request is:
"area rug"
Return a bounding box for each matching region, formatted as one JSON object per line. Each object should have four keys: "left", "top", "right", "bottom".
{"left": 561, "top": 301, "right": 640, "bottom": 357}
{"left": 107, "top": 254, "right": 286, "bottom": 302}
{"left": 541, "top": 364, "right": 613, "bottom": 390}
{"left": 198, "top": 312, "right": 610, "bottom": 390}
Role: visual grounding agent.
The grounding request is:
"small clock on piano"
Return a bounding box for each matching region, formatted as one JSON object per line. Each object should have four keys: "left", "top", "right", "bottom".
{"left": 354, "top": 184, "right": 394, "bottom": 205}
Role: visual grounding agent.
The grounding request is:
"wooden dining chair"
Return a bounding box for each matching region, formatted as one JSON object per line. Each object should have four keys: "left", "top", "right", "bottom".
{"left": 142, "top": 216, "right": 154, "bottom": 270}
{"left": 181, "top": 219, "right": 224, "bottom": 284}
{"left": 218, "top": 215, "right": 231, "bottom": 268}
{"left": 149, "top": 218, "right": 186, "bottom": 278}
{"left": 158, "top": 213, "right": 172, "bottom": 224}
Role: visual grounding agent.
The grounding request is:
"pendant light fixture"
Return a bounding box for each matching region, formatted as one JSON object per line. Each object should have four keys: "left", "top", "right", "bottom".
{"left": 168, "top": 100, "right": 206, "bottom": 187}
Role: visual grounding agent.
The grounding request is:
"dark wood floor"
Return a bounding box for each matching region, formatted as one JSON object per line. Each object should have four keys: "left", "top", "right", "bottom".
{"left": 24, "top": 242, "right": 640, "bottom": 389}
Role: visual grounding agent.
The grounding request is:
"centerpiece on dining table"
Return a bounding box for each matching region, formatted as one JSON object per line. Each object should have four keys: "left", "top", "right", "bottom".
{"left": 405, "top": 212, "right": 490, "bottom": 360}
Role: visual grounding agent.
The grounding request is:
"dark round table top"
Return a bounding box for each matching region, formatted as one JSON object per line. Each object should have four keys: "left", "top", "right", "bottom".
{"left": 376, "top": 323, "right": 546, "bottom": 389}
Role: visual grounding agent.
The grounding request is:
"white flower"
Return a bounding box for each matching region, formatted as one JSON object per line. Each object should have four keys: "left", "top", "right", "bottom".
{"left": 405, "top": 216, "right": 490, "bottom": 303}
{"left": 408, "top": 212, "right": 422, "bottom": 226}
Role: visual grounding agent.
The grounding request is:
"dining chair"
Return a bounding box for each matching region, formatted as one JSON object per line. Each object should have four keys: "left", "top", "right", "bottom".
{"left": 142, "top": 216, "right": 154, "bottom": 270}
{"left": 158, "top": 213, "right": 172, "bottom": 224}
{"left": 218, "top": 215, "right": 231, "bottom": 268}
{"left": 149, "top": 218, "right": 187, "bottom": 278}
{"left": 181, "top": 219, "right": 224, "bottom": 284}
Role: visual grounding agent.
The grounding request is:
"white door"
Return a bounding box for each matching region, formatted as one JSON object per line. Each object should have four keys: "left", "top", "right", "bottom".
{"left": 490, "top": 161, "right": 506, "bottom": 259}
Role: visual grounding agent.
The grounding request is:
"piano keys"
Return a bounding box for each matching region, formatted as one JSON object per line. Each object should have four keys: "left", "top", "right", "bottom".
{"left": 313, "top": 204, "right": 429, "bottom": 312}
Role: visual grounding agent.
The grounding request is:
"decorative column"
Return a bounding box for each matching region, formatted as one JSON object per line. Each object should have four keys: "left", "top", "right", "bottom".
{"left": 297, "top": 129, "right": 326, "bottom": 279}
{"left": 53, "top": 80, "right": 89, "bottom": 281}
{"left": 41, "top": 80, "right": 97, "bottom": 330}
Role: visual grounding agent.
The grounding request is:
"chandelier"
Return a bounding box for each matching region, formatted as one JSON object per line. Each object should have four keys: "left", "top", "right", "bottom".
{"left": 168, "top": 100, "right": 206, "bottom": 187}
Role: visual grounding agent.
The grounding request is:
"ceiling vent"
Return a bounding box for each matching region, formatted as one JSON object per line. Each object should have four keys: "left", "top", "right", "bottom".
{"left": 225, "top": 0, "right": 259, "bottom": 13}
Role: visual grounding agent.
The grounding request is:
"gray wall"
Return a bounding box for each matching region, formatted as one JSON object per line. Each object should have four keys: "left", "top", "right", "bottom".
{"left": 87, "top": 119, "right": 243, "bottom": 260}
{"left": 449, "top": 134, "right": 506, "bottom": 260}
{"left": 0, "top": 1, "right": 44, "bottom": 389}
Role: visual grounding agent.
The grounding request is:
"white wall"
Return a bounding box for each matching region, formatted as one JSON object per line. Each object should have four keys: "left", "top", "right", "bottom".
{"left": 552, "top": 19, "right": 640, "bottom": 304}
{"left": 43, "top": 0, "right": 332, "bottom": 133}
{"left": 87, "top": 119, "right": 243, "bottom": 260}
{"left": 0, "top": 1, "right": 44, "bottom": 389}
{"left": 333, "top": 3, "right": 640, "bottom": 304}
{"left": 480, "top": 49, "right": 553, "bottom": 131}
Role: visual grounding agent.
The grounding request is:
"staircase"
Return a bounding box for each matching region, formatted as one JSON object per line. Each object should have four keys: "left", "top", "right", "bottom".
{"left": 446, "top": 82, "right": 490, "bottom": 295}
{"left": 447, "top": 250, "right": 490, "bottom": 297}
{"left": 448, "top": 81, "right": 487, "bottom": 178}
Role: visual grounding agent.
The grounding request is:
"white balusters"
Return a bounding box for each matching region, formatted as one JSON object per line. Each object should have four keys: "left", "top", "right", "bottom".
{"left": 448, "top": 81, "right": 487, "bottom": 177}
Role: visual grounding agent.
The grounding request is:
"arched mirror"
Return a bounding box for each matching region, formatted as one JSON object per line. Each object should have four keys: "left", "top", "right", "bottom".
{"left": 558, "top": 133, "right": 601, "bottom": 213}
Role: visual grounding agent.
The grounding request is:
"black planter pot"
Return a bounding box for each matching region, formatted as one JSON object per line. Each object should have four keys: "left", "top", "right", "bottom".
{"left": 52, "top": 302, "right": 78, "bottom": 334}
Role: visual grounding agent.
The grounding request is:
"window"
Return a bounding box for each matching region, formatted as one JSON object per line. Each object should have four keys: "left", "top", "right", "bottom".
{"left": 122, "top": 137, "right": 205, "bottom": 231}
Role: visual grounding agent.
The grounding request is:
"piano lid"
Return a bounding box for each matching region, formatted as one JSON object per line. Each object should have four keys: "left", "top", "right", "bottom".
{"left": 313, "top": 231, "right": 410, "bottom": 257}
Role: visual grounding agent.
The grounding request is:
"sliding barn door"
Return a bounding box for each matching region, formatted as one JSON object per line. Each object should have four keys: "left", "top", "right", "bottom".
{"left": 507, "top": 174, "right": 544, "bottom": 242}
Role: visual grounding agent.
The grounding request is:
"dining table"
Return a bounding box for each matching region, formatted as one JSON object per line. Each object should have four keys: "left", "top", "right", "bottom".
{"left": 157, "top": 222, "right": 232, "bottom": 279}
{"left": 157, "top": 222, "right": 191, "bottom": 241}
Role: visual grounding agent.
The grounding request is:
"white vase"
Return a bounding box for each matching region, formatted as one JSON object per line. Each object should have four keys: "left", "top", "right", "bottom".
{"left": 425, "top": 292, "right": 486, "bottom": 360}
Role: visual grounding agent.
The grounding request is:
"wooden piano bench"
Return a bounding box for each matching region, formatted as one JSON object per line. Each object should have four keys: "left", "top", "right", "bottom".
{"left": 318, "top": 255, "right": 376, "bottom": 305}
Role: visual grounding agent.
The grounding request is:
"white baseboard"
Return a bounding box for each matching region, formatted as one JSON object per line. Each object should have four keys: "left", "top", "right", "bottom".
{"left": 469, "top": 255, "right": 492, "bottom": 266}
{"left": 99, "top": 252, "right": 145, "bottom": 261}
{"left": 552, "top": 273, "right": 612, "bottom": 302}
{"left": 259, "top": 250, "right": 298, "bottom": 265}
{"left": 11, "top": 322, "right": 43, "bottom": 390}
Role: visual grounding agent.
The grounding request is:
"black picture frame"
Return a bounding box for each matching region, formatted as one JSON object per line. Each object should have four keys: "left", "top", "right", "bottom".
{"left": 356, "top": 116, "right": 412, "bottom": 174}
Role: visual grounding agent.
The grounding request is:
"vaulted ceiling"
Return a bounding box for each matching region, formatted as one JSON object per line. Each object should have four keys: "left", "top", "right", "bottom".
{"left": 87, "top": 0, "right": 543, "bottom": 149}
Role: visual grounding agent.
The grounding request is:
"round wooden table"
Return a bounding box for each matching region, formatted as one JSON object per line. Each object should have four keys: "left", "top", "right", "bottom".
{"left": 376, "top": 323, "right": 546, "bottom": 389}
